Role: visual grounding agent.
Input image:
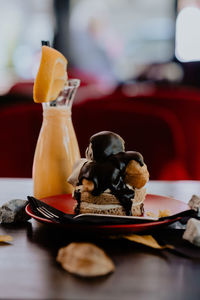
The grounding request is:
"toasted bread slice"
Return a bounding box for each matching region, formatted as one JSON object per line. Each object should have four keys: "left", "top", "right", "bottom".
{"left": 76, "top": 188, "right": 146, "bottom": 216}
{"left": 79, "top": 202, "right": 126, "bottom": 215}
{"left": 81, "top": 192, "right": 120, "bottom": 205}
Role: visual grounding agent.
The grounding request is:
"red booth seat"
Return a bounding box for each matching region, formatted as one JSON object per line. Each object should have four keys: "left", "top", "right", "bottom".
{"left": 120, "top": 84, "right": 200, "bottom": 179}
{"left": 1, "top": 83, "right": 199, "bottom": 179}
{"left": 0, "top": 102, "right": 42, "bottom": 177}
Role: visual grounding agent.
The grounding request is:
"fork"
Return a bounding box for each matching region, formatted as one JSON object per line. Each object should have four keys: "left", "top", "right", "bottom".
{"left": 27, "top": 196, "right": 74, "bottom": 223}
{"left": 37, "top": 206, "right": 60, "bottom": 222}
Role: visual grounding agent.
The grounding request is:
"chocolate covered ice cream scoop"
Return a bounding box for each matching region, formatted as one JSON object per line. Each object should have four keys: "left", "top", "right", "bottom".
{"left": 85, "top": 131, "right": 125, "bottom": 161}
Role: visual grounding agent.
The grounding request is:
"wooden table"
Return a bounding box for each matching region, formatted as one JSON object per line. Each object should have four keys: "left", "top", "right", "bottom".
{"left": 0, "top": 179, "right": 200, "bottom": 300}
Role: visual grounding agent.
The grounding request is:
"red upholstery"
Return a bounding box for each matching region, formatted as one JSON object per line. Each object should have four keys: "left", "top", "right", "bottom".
{"left": 0, "top": 102, "right": 42, "bottom": 177}
{"left": 1, "top": 83, "right": 200, "bottom": 179}
{"left": 120, "top": 84, "right": 200, "bottom": 179}
{"left": 9, "top": 68, "right": 99, "bottom": 96}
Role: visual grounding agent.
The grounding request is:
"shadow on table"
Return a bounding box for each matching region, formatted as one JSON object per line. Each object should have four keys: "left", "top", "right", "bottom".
{"left": 25, "top": 220, "right": 170, "bottom": 261}
{"left": 1, "top": 219, "right": 200, "bottom": 260}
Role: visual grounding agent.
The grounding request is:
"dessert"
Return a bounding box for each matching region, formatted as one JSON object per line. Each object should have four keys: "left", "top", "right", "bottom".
{"left": 68, "top": 131, "right": 149, "bottom": 216}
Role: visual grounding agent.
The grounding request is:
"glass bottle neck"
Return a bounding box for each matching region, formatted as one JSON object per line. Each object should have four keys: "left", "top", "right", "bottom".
{"left": 42, "top": 78, "right": 80, "bottom": 110}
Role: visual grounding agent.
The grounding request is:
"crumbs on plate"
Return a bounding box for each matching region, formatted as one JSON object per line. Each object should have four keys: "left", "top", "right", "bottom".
{"left": 146, "top": 209, "right": 171, "bottom": 218}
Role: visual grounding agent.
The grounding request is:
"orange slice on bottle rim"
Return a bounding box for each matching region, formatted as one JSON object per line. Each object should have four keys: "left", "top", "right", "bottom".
{"left": 33, "top": 46, "right": 68, "bottom": 103}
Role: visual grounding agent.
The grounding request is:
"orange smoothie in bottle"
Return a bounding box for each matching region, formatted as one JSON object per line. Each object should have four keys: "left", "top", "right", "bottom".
{"left": 33, "top": 87, "right": 80, "bottom": 198}
{"left": 33, "top": 45, "right": 80, "bottom": 199}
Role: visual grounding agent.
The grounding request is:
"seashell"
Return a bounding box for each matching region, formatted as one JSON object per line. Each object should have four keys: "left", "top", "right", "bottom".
{"left": 56, "top": 242, "right": 115, "bottom": 277}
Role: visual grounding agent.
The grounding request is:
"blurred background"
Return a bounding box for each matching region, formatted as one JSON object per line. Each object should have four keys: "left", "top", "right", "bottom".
{"left": 1, "top": 0, "right": 200, "bottom": 180}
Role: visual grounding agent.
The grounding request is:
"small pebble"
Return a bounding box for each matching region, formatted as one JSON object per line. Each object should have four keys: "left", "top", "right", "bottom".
{"left": 0, "top": 199, "right": 30, "bottom": 224}
{"left": 183, "top": 218, "right": 200, "bottom": 247}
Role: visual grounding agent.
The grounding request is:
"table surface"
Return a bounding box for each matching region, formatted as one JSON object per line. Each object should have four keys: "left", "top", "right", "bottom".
{"left": 0, "top": 179, "right": 200, "bottom": 300}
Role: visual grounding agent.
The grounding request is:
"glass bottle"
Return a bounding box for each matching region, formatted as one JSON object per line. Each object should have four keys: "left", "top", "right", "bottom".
{"left": 32, "top": 79, "right": 80, "bottom": 199}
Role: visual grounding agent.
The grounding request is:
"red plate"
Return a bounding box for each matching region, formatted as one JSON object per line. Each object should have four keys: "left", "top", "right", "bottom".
{"left": 26, "top": 194, "right": 189, "bottom": 234}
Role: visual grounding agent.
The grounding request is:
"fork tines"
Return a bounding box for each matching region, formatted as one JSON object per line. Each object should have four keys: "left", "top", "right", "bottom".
{"left": 37, "top": 206, "right": 59, "bottom": 221}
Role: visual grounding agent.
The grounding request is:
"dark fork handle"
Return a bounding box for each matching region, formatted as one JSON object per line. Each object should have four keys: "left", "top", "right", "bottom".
{"left": 27, "top": 196, "right": 75, "bottom": 224}
{"left": 28, "top": 196, "right": 59, "bottom": 222}
{"left": 159, "top": 209, "right": 198, "bottom": 221}
{"left": 27, "top": 196, "right": 45, "bottom": 219}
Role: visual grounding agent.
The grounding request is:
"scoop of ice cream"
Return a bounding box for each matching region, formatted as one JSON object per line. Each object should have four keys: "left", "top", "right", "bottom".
{"left": 85, "top": 131, "right": 125, "bottom": 161}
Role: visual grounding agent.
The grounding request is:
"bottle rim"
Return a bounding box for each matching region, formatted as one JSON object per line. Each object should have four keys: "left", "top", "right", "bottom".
{"left": 64, "top": 78, "right": 80, "bottom": 90}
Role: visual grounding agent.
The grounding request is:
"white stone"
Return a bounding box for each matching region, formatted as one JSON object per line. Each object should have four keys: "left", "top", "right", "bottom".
{"left": 188, "top": 195, "right": 200, "bottom": 211}
{"left": 183, "top": 218, "right": 200, "bottom": 247}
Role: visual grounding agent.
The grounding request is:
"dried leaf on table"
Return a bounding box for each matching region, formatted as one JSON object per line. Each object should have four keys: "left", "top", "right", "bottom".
{"left": 122, "top": 234, "right": 174, "bottom": 250}
{"left": 57, "top": 242, "right": 115, "bottom": 277}
{"left": 0, "top": 235, "right": 13, "bottom": 243}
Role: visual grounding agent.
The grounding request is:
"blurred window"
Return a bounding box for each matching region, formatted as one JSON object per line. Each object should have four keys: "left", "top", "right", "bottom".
{"left": 69, "top": 0, "right": 176, "bottom": 82}
{"left": 0, "top": 0, "right": 54, "bottom": 94}
{"left": 176, "top": 0, "right": 200, "bottom": 62}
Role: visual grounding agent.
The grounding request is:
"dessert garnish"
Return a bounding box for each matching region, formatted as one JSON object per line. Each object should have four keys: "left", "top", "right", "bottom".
{"left": 33, "top": 44, "right": 68, "bottom": 103}
{"left": 68, "top": 131, "right": 149, "bottom": 216}
{"left": 56, "top": 242, "right": 115, "bottom": 277}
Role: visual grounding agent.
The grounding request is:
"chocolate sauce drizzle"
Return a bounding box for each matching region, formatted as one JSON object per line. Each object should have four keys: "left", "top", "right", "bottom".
{"left": 75, "top": 131, "right": 144, "bottom": 215}
{"left": 89, "top": 131, "right": 125, "bottom": 161}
